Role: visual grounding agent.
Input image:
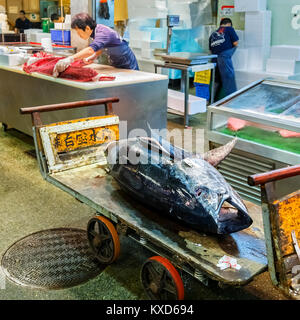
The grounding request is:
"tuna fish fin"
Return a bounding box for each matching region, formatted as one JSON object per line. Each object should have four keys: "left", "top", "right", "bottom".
{"left": 203, "top": 138, "right": 237, "bottom": 167}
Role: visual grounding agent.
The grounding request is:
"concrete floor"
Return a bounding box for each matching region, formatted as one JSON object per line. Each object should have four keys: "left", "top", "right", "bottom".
{"left": 0, "top": 113, "right": 287, "bottom": 300}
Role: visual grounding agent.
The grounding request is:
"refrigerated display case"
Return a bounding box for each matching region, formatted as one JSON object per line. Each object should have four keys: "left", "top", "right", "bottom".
{"left": 207, "top": 78, "right": 300, "bottom": 203}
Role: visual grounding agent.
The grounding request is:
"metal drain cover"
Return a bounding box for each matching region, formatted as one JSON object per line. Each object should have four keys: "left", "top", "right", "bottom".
{"left": 1, "top": 228, "right": 104, "bottom": 289}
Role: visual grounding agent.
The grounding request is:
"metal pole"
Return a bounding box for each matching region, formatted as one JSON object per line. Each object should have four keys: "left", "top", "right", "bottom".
{"left": 61, "top": 0, "right": 65, "bottom": 45}
{"left": 210, "top": 65, "right": 216, "bottom": 105}
{"left": 182, "top": 69, "right": 190, "bottom": 128}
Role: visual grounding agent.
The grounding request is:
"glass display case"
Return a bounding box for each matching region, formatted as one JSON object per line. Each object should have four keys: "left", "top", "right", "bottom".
{"left": 207, "top": 79, "right": 300, "bottom": 203}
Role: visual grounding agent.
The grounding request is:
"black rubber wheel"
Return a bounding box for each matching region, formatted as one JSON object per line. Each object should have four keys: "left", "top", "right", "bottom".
{"left": 2, "top": 123, "right": 8, "bottom": 132}
{"left": 87, "top": 216, "right": 120, "bottom": 264}
{"left": 141, "top": 256, "right": 184, "bottom": 300}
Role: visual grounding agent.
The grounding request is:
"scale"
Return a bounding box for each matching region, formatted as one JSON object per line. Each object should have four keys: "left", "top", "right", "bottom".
{"left": 166, "top": 15, "right": 180, "bottom": 54}
{"left": 155, "top": 15, "right": 217, "bottom": 65}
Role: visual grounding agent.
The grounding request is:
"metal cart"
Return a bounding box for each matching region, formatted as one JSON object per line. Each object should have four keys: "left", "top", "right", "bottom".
{"left": 20, "top": 98, "right": 268, "bottom": 300}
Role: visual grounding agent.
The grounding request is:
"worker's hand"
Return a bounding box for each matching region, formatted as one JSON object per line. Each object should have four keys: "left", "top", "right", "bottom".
{"left": 53, "top": 56, "right": 74, "bottom": 77}
{"left": 83, "top": 53, "right": 97, "bottom": 65}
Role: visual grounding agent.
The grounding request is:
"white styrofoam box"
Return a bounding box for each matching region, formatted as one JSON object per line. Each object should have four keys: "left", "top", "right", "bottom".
{"left": 130, "top": 39, "right": 142, "bottom": 49}
{"left": 235, "top": 30, "right": 244, "bottom": 48}
{"left": 128, "top": 7, "right": 167, "bottom": 19}
{"left": 24, "top": 29, "right": 43, "bottom": 34}
{"left": 54, "top": 23, "right": 71, "bottom": 30}
{"left": 270, "top": 45, "right": 300, "bottom": 61}
{"left": 128, "top": 0, "right": 167, "bottom": 9}
{"left": 132, "top": 48, "right": 142, "bottom": 59}
{"left": 232, "top": 48, "right": 248, "bottom": 70}
{"left": 266, "top": 58, "right": 300, "bottom": 75}
{"left": 141, "top": 40, "right": 162, "bottom": 50}
{"left": 136, "top": 57, "right": 158, "bottom": 72}
{"left": 168, "top": 89, "right": 207, "bottom": 115}
{"left": 31, "top": 32, "right": 51, "bottom": 43}
{"left": 65, "top": 15, "right": 71, "bottom": 24}
{"left": 141, "top": 48, "right": 154, "bottom": 59}
{"left": 24, "top": 28, "right": 44, "bottom": 42}
{"left": 130, "top": 30, "right": 151, "bottom": 41}
{"left": 0, "top": 53, "right": 27, "bottom": 66}
{"left": 247, "top": 46, "right": 270, "bottom": 71}
{"left": 234, "top": 0, "right": 266, "bottom": 12}
{"left": 245, "top": 11, "right": 271, "bottom": 48}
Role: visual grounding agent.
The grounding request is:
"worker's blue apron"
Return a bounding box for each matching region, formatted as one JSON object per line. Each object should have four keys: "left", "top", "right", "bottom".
{"left": 217, "top": 47, "right": 237, "bottom": 96}
{"left": 104, "top": 40, "right": 139, "bottom": 70}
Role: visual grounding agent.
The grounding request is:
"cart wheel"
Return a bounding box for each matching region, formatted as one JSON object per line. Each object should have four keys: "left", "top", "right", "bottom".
{"left": 87, "top": 216, "right": 120, "bottom": 264}
{"left": 141, "top": 256, "right": 184, "bottom": 300}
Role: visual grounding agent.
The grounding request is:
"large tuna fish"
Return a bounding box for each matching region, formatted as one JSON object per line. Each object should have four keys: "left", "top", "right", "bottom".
{"left": 105, "top": 135, "right": 253, "bottom": 235}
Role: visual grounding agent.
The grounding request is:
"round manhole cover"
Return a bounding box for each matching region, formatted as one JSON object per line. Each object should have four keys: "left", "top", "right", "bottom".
{"left": 1, "top": 228, "right": 105, "bottom": 289}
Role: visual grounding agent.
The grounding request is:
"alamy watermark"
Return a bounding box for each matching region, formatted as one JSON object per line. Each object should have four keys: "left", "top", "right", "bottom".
{"left": 96, "top": 121, "right": 206, "bottom": 165}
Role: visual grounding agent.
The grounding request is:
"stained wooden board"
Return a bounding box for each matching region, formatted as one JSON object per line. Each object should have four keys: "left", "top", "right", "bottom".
{"left": 51, "top": 165, "right": 268, "bottom": 285}
{"left": 273, "top": 191, "right": 300, "bottom": 257}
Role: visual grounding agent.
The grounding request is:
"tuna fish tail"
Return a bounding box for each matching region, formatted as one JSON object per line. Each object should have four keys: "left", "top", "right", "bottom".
{"left": 203, "top": 138, "right": 237, "bottom": 167}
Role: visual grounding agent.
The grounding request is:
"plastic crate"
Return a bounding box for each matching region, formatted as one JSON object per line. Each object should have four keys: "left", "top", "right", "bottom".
{"left": 50, "top": 29, "right": 71, "bottom": 45}
{"left": 194, "top": 83, "right": 210, "bottom": 101}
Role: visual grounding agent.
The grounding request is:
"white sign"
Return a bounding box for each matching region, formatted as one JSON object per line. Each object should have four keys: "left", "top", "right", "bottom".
{"left": 221, "top": 8, "right": 234, "bottom": 17}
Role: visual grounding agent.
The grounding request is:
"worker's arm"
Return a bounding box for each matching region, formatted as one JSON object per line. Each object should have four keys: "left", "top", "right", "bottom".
{"left": 52, "top": 47, "right": 101, "bottom": 77}
{"left": 233, "top": 41, "right": 239, "bottom": 47}
{"left": 83, "top": 49, "right": 103, "bottom": 65}
{"left": 71, "top": 47, "right": 96, "bottom": 61}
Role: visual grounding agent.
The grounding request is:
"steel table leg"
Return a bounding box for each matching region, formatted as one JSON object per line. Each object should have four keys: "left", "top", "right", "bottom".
{"left": 210, "top": 66, "right": 216, "bottom": 105}
{"left": 183, "top": 70, "right": 190, "bottom": 128}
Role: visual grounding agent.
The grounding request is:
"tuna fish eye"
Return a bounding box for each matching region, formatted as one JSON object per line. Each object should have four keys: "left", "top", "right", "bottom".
{"left": 195, "top": 187, "right": 203, "bottom": 197}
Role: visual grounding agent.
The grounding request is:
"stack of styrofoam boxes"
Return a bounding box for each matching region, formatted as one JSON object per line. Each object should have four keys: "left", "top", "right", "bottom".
{"left": 232, "top": 29, "right": 249, "bottom": 70}
{"left": 266, "top": 46, "right": 300, "bottom": 75}
{"left": 168, "top": 0, "right": 212, "bottom": 29}
{"left": 24, "top": 29, "right": 44, "bottom": 42}
{"left": 128, "top": 0, "right": 168, "bottom": 19}
{"left": 128, "top": 0, "right": 167, "bottom": 61}
{"left": 0, "top": 13, "right": 9, "bottom": 33}
{"left": 128, "top": 20, "right": 160, "bottom": 60}
{"left": 234, "top": 0, "right": 271, "bottom": 72}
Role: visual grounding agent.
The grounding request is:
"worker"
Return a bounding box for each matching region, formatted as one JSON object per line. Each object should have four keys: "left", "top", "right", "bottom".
{"left": 209, "top": 18, "right": 239, "bottom": 98}
{"left": 53, "top": 13, "right": 139, "bottom": 77}
{"left": 15, "top": 10, "right": 32, "bottom": 33}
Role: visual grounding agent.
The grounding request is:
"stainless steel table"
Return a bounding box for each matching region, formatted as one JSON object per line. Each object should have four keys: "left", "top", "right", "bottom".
{"left": 0, "top": 64, "right": 169, "bottom": 138}
{"left": 154, "top": 53, "right": 217, "bottom": 128}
